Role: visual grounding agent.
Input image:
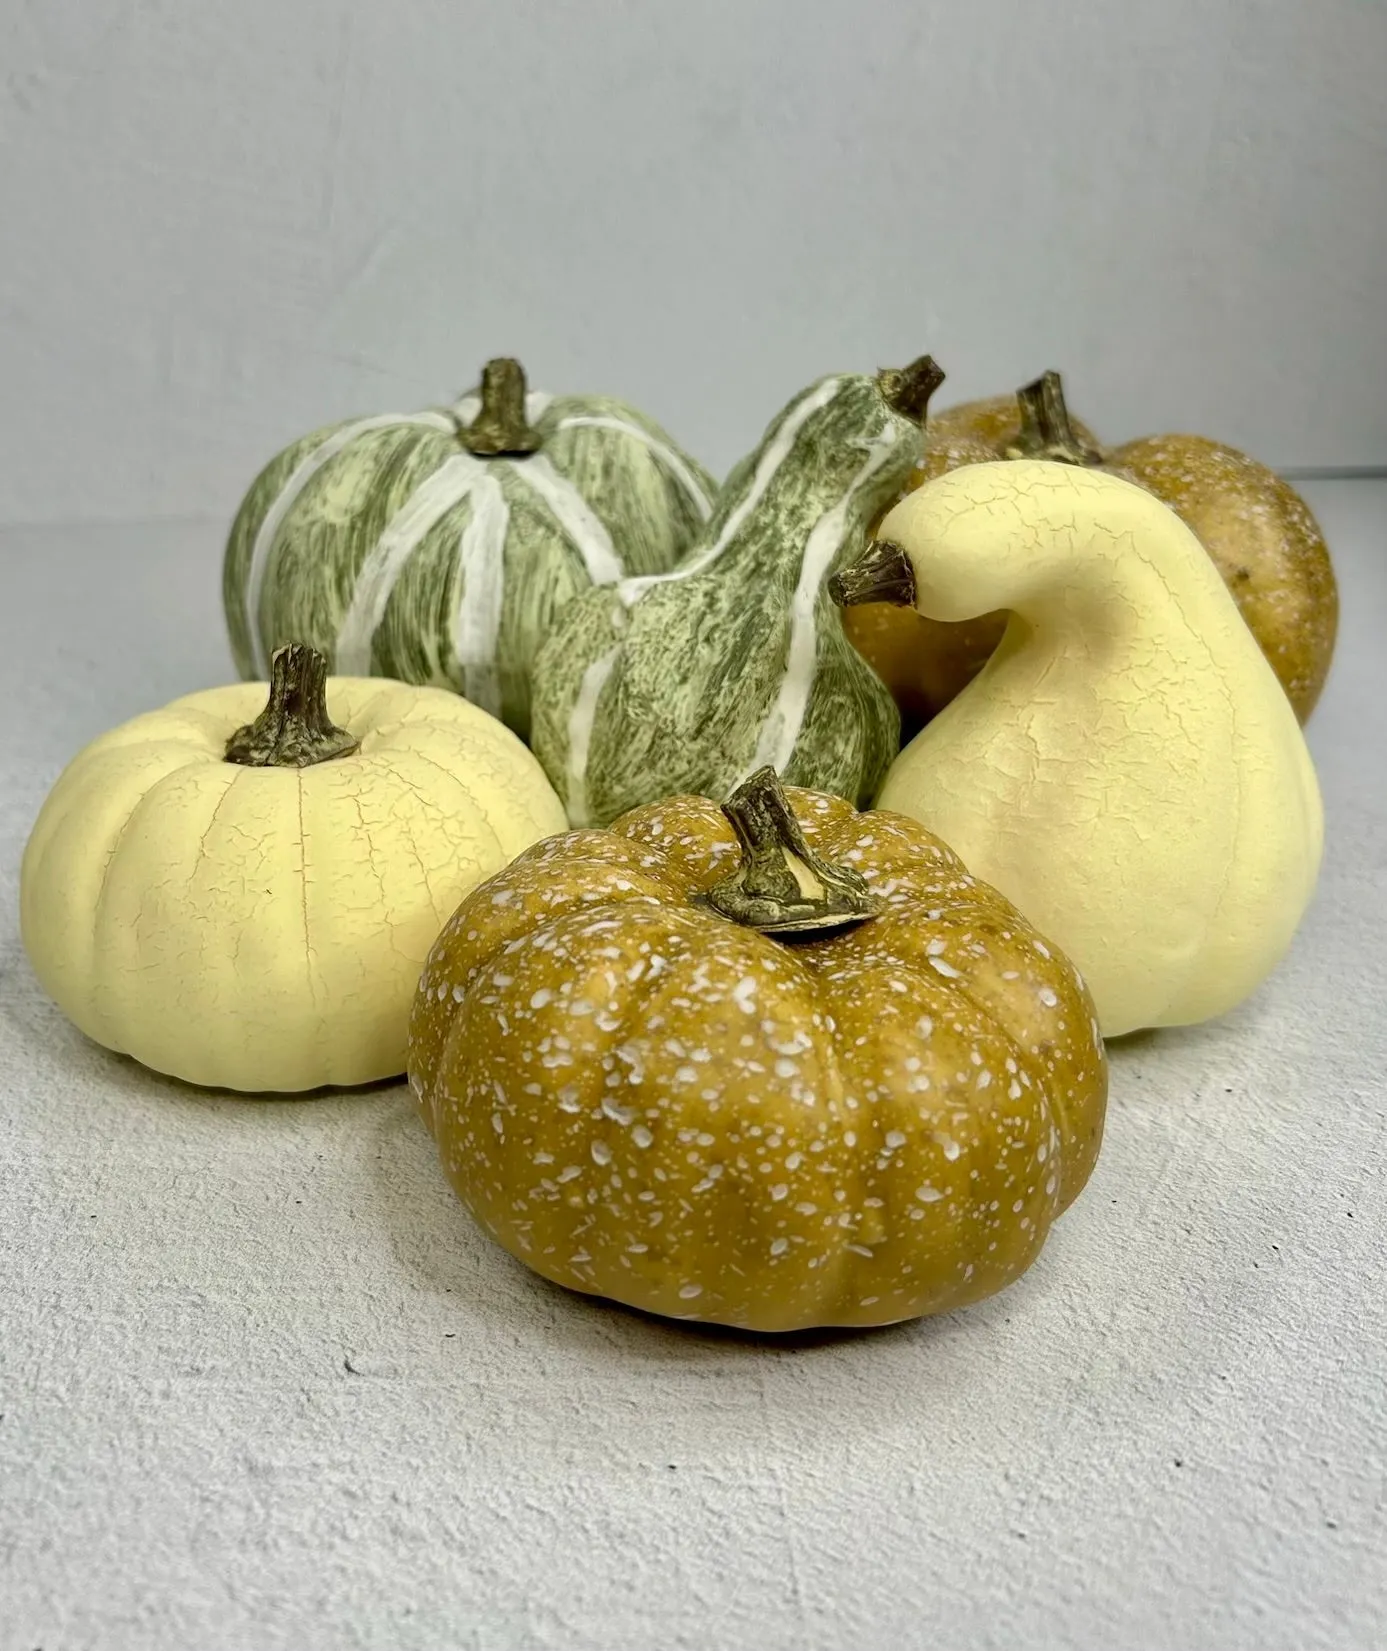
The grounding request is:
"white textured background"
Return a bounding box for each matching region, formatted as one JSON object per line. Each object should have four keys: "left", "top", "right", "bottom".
{"left": 1, "top": 487, "right": 1384, "bottom": 1648}
{"left": 1, "top": 0, "right": 1386, "bottom": 538}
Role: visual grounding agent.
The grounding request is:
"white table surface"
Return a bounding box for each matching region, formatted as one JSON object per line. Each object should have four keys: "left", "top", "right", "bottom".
{"left": 2, "top": 482, "right": 1383, "bottom": 1651}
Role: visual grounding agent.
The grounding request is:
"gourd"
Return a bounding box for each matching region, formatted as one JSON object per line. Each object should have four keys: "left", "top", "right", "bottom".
{"left": 832, "top": 462, "right": 1324, "bottom": 1038}
{"left": 408, "top": 767, "right": 1107, "bottom": 1333}
{"left": 843, "top": 371, "right": 1338, "bottom": 727}
{"left": 528, "top": 357, "right": 946, "bottom": 827}
{"left": 224, "top": 358, "right": 717, "bottom": 743}
{"left": 20, "top": 645, "right": 568, "bottom": 1092}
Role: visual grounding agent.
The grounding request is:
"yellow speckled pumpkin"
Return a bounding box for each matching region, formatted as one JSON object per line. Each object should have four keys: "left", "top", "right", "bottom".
{"left": 408, "top": 769, "right": 1107, "bottom": 1332}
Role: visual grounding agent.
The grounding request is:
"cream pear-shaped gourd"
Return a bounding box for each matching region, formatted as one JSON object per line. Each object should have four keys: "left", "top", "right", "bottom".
{"left": 836, "top": 461, "right": 1323, "bottom": 1037}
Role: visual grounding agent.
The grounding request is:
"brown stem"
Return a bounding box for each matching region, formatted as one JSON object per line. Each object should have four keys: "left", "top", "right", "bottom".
{"left": 225, "top": 643, "right": 360, "bottom": 768}
{"left": 455, "top": 357, "right": 542, "bottom": 457}
{"left": 693, "top": 768, "right": 880, "bottom": 939}
{"left": 828, "top": 539, "right": 917, "bottom": 609}
{"left": 876, "top": 355, "right": 946, "bottom": 425}
{"left": 1004, "top": 370, "right": 1104, "bottom": 466}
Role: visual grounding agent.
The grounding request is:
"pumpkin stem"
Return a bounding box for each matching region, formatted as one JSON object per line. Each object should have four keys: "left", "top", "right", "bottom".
{"left": 224, "top": 643, "right": 361, "bottom": 768}
{"left": 876, "top": 355, "right": 946, "bottom": 425}
{"left": 828, "top": 539, "right": 917, "bottom": 610}
{"left": 455, "top": 357, "right": 543, "bottom": 457}
{"left": 1004, "top": 370, "right": 1104, "bottom": 466}
{"left": 693, "top": 768, "right": 880, "bottom": 938}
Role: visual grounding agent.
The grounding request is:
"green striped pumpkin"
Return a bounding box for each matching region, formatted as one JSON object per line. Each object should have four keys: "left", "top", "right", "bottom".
{"left": 223, "top": 359, "right": 716, "bottom": 742}
{"left": 530, "top": 357, "right": 944, "bottom": 825}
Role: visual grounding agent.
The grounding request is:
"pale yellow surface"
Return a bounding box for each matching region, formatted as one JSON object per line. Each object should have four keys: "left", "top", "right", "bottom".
{"left": 875, "top": 462, "right": 1324, "bottom": 1037}
{"left": 20, "top": 678, "right": 569, "bottom": 1091}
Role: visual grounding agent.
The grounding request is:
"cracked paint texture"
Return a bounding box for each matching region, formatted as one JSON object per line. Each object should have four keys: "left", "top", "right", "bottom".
{"left": 875, "top": 461, "right": 1324, "bottom": 1037}
{"left": 19, "top": 677, "right": 569, "bottom": 1092}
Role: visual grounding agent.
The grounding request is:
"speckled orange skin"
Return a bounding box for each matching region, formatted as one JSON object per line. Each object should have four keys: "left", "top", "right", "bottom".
{"left": 925, "top": 393, "right": 1105, "bottom": 457}
{"left": 1107, "top": 435, "right": 1338, "bottom": 721}
{"left": 408, "top": 787, "right": 1107, "bottom": 1334}
{"left": 844, "top": 397, "right": 1337, "bottom": 730}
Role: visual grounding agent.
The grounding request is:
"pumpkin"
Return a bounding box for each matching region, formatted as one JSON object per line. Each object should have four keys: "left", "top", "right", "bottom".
{"left": 223, "top": 358, "right": 717, "bottom": 743}
{"left": 527, "top": 358, "right": 947, "bottom": 828}
{"left": 832, "top": 462, "right": 1324, "bottom": 1037}
{"left": 408, "top": 767, "right": 1107, "bottom": 1333}
{"left": 20, "top": 644, "right": 569, "bottom": 1092}
{"left": 843, "top": 370, "right": 1338, "bottom": 727}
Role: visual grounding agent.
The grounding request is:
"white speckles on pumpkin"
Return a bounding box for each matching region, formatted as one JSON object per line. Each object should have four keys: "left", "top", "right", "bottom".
{"left": 408, "top": 784, "right": 1107, "bottom": 1332}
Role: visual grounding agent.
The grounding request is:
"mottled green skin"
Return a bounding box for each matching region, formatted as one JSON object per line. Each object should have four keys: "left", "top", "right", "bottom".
{"left": 531, "top": 374, "right": 919, "bottom": 826}
{"left": 223, "top": 394, "right": 716, "bottom": 742}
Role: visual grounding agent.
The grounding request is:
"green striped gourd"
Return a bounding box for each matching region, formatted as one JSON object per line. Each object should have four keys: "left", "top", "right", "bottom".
{"left": 530, "top": 357, "right": 944, "bottom": 825}
{"left": 223, "top": 359, "right": 716, "bottom": 742}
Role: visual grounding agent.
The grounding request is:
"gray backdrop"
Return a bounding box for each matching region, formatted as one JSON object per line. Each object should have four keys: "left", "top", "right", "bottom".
{"left": 2, "top": 0, "right": 1384, "bottom": 532}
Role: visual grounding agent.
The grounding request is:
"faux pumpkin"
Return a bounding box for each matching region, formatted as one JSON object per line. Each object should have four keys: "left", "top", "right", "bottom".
{"left": 525, "top": 359, "right": 951, "bottom": 825}
{"left": 224, "top": 358, "right": 717, "bottom": 743}
{"left": 843, "top": 371, "right": 1338, "bottom": 728}
{"left": 409, "top": 767, "right": 1107, "bottom": 1333}
{"left": 528, "top": 358, "right": 947, "bottom": 827}
{"left": 20, "top": 645, "right": 568, "bottom": 1092}
{"left": 832, "top": 462, "right": 1324, "bottom": 1038}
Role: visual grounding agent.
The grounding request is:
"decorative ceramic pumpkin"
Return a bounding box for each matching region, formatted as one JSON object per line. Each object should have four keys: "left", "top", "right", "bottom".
{"left": 20, "top": 645, "right": 569, "bottom": 1092}
{"left": 833, "top": 462, "right": 1324, "bottom": 1037}
{"left": 843, "top": 370, "right": 1338, "bottom": 727}
{"left": 528, "top": 358, "right": 945, "bottom": 827}
{"left": 409, "top": 768, "right": 1107, "bottom": 1333}
{"left": 224, "top": 358, "right": 717, "bottom": 743}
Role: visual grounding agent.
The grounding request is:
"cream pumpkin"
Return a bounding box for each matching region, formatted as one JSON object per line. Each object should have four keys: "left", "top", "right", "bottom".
{"left": 20, "top": 645, "right": 568, "bottom": 1091}
{"left": 832, "top": 461, "right": 1324, "bottom": 1036}
{"left": 409, "top": 769, "right": 1107, "bottom": 1333}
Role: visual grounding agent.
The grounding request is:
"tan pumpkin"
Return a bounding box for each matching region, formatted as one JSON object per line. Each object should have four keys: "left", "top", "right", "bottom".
{"left": 409, "top": 769, "right": 1107, "bottom": 1333}
{"left": 844, "top": 370, "right": 1337, "bottom": 728}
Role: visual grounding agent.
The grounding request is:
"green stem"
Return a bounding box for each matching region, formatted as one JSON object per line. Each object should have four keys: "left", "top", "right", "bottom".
{"left": 224, "top": 643, "right": 360, "bottom": 768}
{"left": 693, "top": 768, "right": 880, "bottom": 938}
{"left": 455, "top": 357, "right": 542, "bottom": 457}
{"left": 876, "top": 355, "right": 946, "bottom": 425}
{"left": 1005, "top": 370, "right": 1104, "bottom": 465}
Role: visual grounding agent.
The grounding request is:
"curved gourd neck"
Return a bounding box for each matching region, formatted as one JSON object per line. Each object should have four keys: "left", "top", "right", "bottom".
{"left": 637, "top": 379, "right": 909, "bottom": 600}
{"left": 900, "top": 464, "right": 1229, "bottom": 641}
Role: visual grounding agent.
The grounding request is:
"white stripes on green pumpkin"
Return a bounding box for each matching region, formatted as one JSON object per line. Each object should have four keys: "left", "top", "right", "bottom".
{"left": 450, "top": 471, "right": 510, "bottom": 717}
{"left": 747, "top": 419, "right": 901, "bottom": 777}
{"left": 555, "top": 415, "right": 715, "bottom": 523}
{"left": 504, "top": 455, "right": 623, "bottom": 587}
{"left": 244, "top": 411, "right": 455, "bottom": 677}
{"left": 565, "top": 642, "right": 625, "bottom": 829}
{"left": 559, "top": 377, "right": 847, "bottom": 820}
{"left": 331, "top": 446, "right": 626, "bottom": 681}
{"left": 246, "top": 395, "right": 658, "bottom": 693}
{"left": 334, "top": 453, "right": 488, "bottom": 675}
{"left": 450, "top": 392, "right": 713, "bottom": 526}
{"left": 614, "top": 377, "right": 844, "bottom": 608}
